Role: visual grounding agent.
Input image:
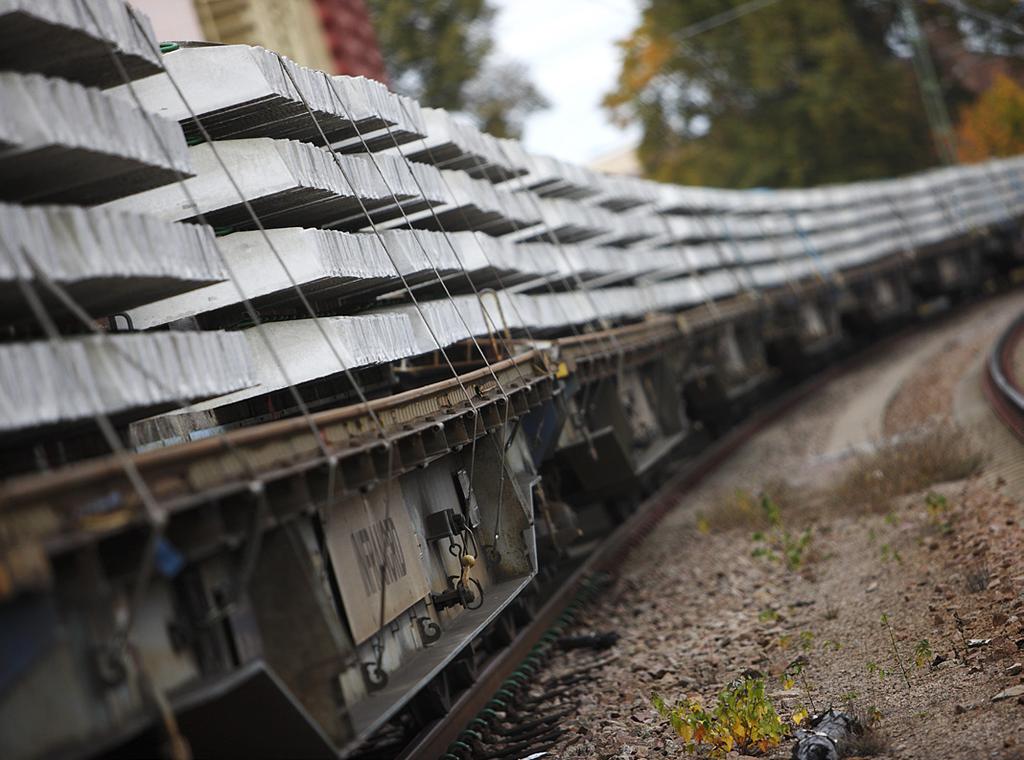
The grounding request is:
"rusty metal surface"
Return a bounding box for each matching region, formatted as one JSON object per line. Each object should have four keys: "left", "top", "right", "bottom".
{"left": 0, "top": 351, "right": 547, "bottom": 563}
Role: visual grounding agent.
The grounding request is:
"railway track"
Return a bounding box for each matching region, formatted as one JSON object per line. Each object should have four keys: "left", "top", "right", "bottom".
{"left": 400, "top": 320, "right": 930, "bottom": 759}
{"left": 985, "top": 309, "right": 1024, "bottom": 441}
{"left": 5, "top": 4, "right": 1024, "bottom": 757}
{"left": 422, "top": 293, "right": 1024, "bottom": 760}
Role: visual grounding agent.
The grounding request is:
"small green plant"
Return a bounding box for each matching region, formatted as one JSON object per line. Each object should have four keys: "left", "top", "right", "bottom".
{"left": 823, "top": 638, "right": 842, "bottom": 652}
{"left": 866, "top": 661, "right": 888, "bottom": 678}
{"left": 913, "top": 639, "right": 933, "bottom": 668}
{"left": 881, "top": 613, "right": 911, "bottom": 688}
{"left": 652, "top": 677, "right": 786, "bottom": 756}
{"left": 759, "top": 608, "right": 780, "bottom": 623}
{"left": 799, "top": 631, "right": 815, "bottom": 651}
{"left": 761, "top": 494, "right": 782, "bottom": 527}
{"left": 880, "top": 543, "right": 903, "bottom": 564}
{"left": 925, "top": 491, "right": 948, "bottom": 516}
{"left": 924, "top": 492, "right": 955, "bottom": 535}
{"left": 752, "top": 527, "right": 813, "bottom": 570}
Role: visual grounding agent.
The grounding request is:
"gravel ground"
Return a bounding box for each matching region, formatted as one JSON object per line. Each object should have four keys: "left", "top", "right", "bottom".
{"left": 884, "top": 296, "right": 1024, "bottom": 437}
{"left": 545, "top": 297, "right": 1024, "bottom": 760}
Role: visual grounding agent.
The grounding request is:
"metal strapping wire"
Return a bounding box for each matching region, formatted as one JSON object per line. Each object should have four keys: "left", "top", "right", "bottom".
{"left": 397, "top": 111, "right": 591, "bottom": 347}
{"left": 488, "top": 140, "right": 630, "bottom": 360}
{"left": 320, "top": 71, "right": 523, "bottom": 568}
{"left": 120, "top": 2, "right": 415, "bottom": 684}
{"left": 122, "top": 12, "right": 406, "bottom": 585}
{"left": 282, "top": 62, "right": 519, "bottom": 672}
{"left": 116, "top": 4, "right": 359, "bottom": 464}
{"left": 646, "top": 195, "right": 723, "bottom": 318}
{"left": 3, "top": 247, "right": 170, "bottom": 711}
{"left": 19, "top": 251, "right": 260, "bottom": 484}
{"left": 787, "top": 209, "right": 839, "bottom": 286}
{"left": 752, "top": 210, "right": 802, "bottom": 297}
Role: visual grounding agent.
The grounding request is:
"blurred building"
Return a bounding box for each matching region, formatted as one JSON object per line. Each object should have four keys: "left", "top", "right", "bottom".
{"left": 129, "top": 0, "right": 387, "bottom": 81}
{"left": 588, "top": 145, "right": 640, "bottom": 177}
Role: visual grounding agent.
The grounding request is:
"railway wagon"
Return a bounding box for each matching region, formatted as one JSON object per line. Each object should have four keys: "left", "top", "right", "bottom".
{"left": 2, "top": 2, "right": 1024, "bottom": 758}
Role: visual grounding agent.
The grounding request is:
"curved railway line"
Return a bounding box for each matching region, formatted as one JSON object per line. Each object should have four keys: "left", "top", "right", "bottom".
{"left": 986, "top": 309, "right": 1024, "bottom": 442}
{"left": 3, "top": 4, "right": 1024, "bottom": 759}
{"left": 426, "top": 294, "right": 1024, "bottom": 760}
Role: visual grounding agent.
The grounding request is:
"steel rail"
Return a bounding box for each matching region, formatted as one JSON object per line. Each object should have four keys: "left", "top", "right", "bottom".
{"left": 984, "top": 309, "right": 1024, "bottom": 440}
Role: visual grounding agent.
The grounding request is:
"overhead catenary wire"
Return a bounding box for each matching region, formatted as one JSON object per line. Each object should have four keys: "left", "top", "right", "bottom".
{"left": 677, "top": 0, "right": 784, "bottom": 42}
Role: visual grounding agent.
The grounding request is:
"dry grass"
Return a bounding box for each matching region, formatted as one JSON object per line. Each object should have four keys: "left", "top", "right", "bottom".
{"left": 696, "top": 477, "right": 814, "bottom": 533}
{"left": 965, "top": 562, "right": 991, "bottom": 593}
{"left": 697, "top": 424, "right": 982, "bottom": 532}
{"left": 844, "top": 724, "right": 890, "bottom": 757}
{"left": 841, "top": 704, "right": 891, "bottom": 758}
{"left": 823, "top": 424, "right": 984, "bottom": 515}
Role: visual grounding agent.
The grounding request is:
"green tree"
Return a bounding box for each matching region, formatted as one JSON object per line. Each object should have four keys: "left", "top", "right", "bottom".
{"left": 367, "top": 0, "right": 548, "bottom": 139}
{"left": 605, "top": 0, "right": 937, "bottom": 187}
{"left": 463, "top": 60, "right": 550, "bottom": 138}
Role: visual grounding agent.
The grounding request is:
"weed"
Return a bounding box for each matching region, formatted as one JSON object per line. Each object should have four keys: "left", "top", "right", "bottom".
{"left": 845, "top": 716, "right": 890, "bottom": 756}
{"left": 866, "top": 661, "right": 888, "bottom": 678}
{"left": 925, "top": 491, "right": 948, "bottom": 517}
{"left": 924, "top": 491, "right": 955, "bottom": 535}
{"left": 752, "top": 527, "right": 813, "bottom": 570}
{"left": 758, "top": 608, "right": 780, "bottom": 623}
{"left": 914, "top": 639, "right": 933, "bottom": 668}
{"left": 698, "top": 479, "right": 808, "bottom": 533}
{"left": 652, "top": 677, "right": 785, "bottom": 756}
{"left": 881, "top": 613, "right": 911, "bottom": 688}
{"left": 880, "top": 543, "right": 903, "bottom": 564}
{"left": 799, "top": 631, "right": 815, "bottom": 651}
{"left": 823, "top": 424, "right": 983, "bottom": 514}
{"left": 823, "top": 638, "right": 842, "bottom": 652}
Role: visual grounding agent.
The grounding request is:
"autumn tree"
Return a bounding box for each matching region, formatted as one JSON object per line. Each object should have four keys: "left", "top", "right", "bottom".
{"left": 958, "top": 72, "right": 1024, "bottom": 161}
{"left": 605, "top": 0, "right": 937, "bottom": 188}
{"left": 367, "top": 0, "right": 548, "bottom": 138}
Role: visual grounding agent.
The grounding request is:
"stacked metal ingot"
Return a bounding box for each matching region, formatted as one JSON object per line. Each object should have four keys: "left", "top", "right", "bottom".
{"left": 0, "top": 1, "right": 254, "bottom": 447}
{"left": 6, "top": 1, "right": 1024, "bottom": 457}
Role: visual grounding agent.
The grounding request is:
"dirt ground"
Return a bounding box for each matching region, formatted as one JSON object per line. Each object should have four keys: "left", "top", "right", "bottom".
{"left": 548, "top": 292, "right": 1024, "bottom": 759}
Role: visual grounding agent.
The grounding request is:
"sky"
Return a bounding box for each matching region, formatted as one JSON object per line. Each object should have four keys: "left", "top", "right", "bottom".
{"left": 490, "top": 0, "right": 641, "bottom": 165}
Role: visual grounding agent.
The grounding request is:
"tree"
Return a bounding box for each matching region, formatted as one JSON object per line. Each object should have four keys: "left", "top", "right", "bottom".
{"left": 957, "top": 72, "right": 1024, "bottom": 161}
{"left": 604, "top": 0, "right": 936, "bottom": 188}
{"left": 367, "top": 0, "right": 548, "bottom": 139}
{"left": 463, "top": 60, "right": 550, "bottom": 138}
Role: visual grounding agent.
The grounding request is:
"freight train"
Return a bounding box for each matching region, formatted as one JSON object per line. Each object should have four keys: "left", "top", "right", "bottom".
{"left": 1, "top": 2, "right": 1023, "bottom": 758}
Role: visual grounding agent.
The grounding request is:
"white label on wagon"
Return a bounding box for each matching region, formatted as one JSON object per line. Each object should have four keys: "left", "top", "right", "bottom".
{"left": 327, "top": 485, "right": 430, "bottom": 645}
